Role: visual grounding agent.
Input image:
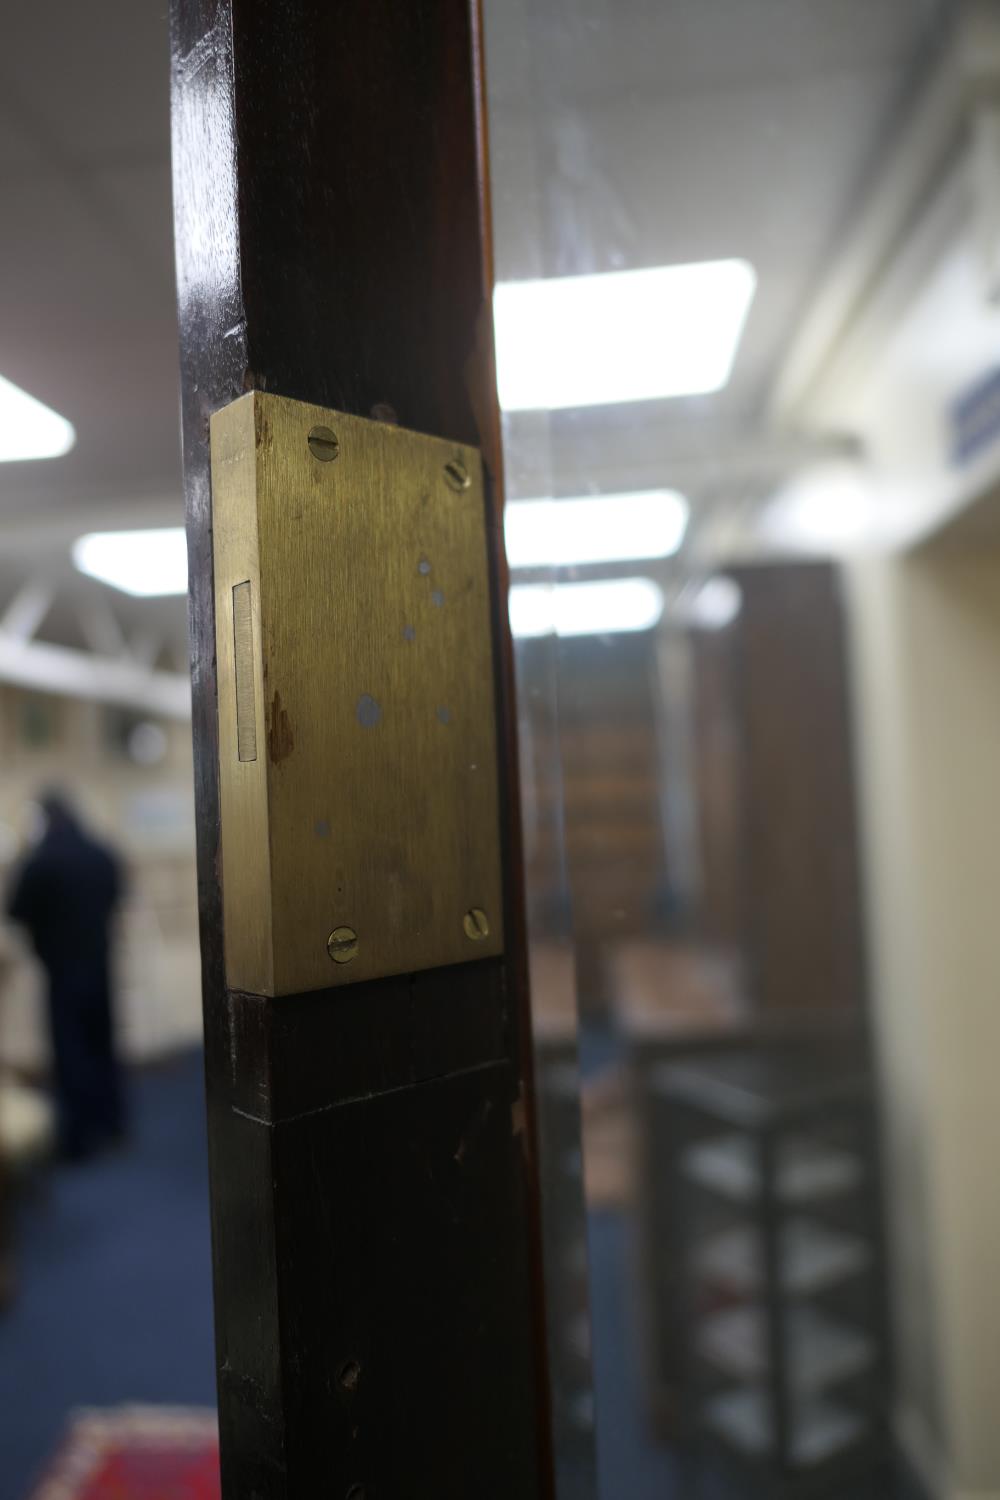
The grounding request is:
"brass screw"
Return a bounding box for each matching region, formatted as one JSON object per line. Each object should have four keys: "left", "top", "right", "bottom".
{"left": 443, "top": 457, "right": 470, "bottom": 492}
{"left": 307, "top": 425, "right": 340, "bottom": 462}
{"left": 327, "top": 926, "right": 358, "bottom": 964}
{"left": 463, "top": 908, "right": 490, "bottom": 941}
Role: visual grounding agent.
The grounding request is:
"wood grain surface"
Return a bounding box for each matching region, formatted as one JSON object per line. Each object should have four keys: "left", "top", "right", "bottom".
{"left": 170, "top": 2, "right": 553, "bottom": 1494}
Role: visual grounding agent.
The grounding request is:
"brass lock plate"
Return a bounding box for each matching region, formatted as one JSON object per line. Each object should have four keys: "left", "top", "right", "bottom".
{"left": 210, "top": 391, "right": 504, "bottom": 996}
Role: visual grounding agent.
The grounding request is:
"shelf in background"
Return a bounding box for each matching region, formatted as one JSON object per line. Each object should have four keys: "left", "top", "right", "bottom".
{"left": 704, "top": 1387, "right": 865, "bottom": 1466}
{"left": 697, "top": 1304, "right": 873, "bottom": 1391}
{"left": 695, "top": 1218, "right": 870, "bottom": 1296}
{"left": 683, "top": 1133, "right": 863, "bottom": 1204}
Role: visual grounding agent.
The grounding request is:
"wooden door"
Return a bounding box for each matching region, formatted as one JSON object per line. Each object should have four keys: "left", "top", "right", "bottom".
{"left": 169, "top": 4, "right": 554, "bottom": 1495}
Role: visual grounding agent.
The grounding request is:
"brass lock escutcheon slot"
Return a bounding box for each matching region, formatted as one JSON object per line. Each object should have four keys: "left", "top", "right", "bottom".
{"left": 210, "top": 391, "right": 504, "bottom": 997}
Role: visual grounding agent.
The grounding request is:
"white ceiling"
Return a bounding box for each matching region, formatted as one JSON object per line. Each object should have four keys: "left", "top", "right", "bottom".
{"left": 0, "top": 0, "right": 948, "bottom": 659}
{"left": 0, "top": 2, "right": 180, "bottom": 657}
{"left": 0, "top": 2, "right": 178, "bottom": 527}
{"left": 489, "top": 0, "right": 948, "bottom": 499}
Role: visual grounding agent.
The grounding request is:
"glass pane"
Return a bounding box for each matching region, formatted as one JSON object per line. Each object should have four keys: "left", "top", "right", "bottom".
{"left": 486, "top": 2, "right": 993, "bottom": 1497}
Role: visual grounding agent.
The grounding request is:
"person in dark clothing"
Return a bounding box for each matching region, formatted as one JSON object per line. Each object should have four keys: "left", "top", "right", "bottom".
{"left": 5, "top": 792, "right": 125, "bottom": 1161}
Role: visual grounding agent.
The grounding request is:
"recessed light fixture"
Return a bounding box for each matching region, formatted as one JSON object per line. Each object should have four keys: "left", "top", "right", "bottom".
{"left": 0, "top": 375, "right": 75, "bottom": 461}
{"left": 505, "top": 489, "right": 689, "bottom": 569}
{"left": 759, "top": 462, "right": 876, "bottom": 554}
{"left": 493, "top": 259, "right": 757, "bottom": 411}
{"left": 688, "top": 576, "right": 743, "bottom": 631}
{"left": 72, "top": 528, "right": 188, "bottom": 597}
{"left": 510, "top": 577, "right": 664, "bottom": 639}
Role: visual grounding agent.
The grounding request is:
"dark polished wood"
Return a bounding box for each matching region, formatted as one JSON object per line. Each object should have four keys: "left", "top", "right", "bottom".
{"left": 169, "top": 3, "right": 553, "bottom": 1494}
{"left": 730, "top": 561, "right": 866, "bottom": 1015}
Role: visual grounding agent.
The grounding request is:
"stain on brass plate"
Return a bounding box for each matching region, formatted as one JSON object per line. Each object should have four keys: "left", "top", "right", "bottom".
{"left": 232, "top": 581, "right": 257, "bottom": 763}
{"left": 210, "top": 392, "right": 504, "bottom": 996}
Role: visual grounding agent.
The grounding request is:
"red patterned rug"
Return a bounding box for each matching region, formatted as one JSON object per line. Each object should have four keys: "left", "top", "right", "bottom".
{"left": 28, "top": 1406, "right": 220, "bottom": 1500}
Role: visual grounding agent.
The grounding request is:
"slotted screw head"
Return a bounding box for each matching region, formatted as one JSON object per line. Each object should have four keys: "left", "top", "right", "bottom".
{"left": 463, "top": 908, "right": 490, "bottom": 941}
{"left": 443, "top": 457, "right": 470, "bottom": 491}
{"left": 308, "top": 425, "right": 340, "bottom": 461}
{"left": 327, "top": 926, "right": 358, "bottom": 963}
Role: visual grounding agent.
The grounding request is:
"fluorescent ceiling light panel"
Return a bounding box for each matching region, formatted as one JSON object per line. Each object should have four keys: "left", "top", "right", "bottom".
{"left": 0, "top": 375, "right": 75, "bottom": 461}
{"left": 73, "top": 528, "right": 188, "bottom": 597}
{"left": 493, "top": 259, "right": 757, "bottom": 411}
{"left": 510, "top": 577, "right": 664, "bottom": 639}
{"left": 505, "top": 489, "right": 688, "bottom": 569}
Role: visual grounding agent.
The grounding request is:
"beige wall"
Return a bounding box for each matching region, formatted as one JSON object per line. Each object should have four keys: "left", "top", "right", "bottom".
{"left": 847, "top": 545, "right": 1000, "bottom": 1500}
{"left": 0, "top": 688, "right": 201, "bottom": 1067}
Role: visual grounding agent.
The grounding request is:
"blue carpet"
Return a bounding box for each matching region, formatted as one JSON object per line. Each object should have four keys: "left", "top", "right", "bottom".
{"left": 0, "top": 1049, "right": 922, "bottom": 1500}
{"left": 0, "top": 1049, "right": 216, "bottom": 1500}
{"left": 588, "top": 1209, "right": 684, "bottom": 1499}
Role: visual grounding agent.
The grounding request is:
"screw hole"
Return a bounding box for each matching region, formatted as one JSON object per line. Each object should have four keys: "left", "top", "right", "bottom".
{"left": 307, "top": 425, "right": 340, "bottom": 462}
{"left": 337, "top": 1358, "right": 362, "bottom": 1394}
